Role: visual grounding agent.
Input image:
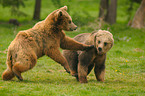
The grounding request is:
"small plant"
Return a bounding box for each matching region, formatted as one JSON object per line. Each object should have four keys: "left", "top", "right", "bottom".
{"left": 72, "top": 10, "right": 95, "bottom": 26}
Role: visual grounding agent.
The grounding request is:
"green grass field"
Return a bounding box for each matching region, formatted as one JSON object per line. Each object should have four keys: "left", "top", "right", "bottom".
{"left": 0, "top": 0, "right": 145, "bottom": 96}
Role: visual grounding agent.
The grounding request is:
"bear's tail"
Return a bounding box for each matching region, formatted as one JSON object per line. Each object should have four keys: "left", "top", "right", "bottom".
{"left": 2, "top": 51, "right": 15, "bottom": 80}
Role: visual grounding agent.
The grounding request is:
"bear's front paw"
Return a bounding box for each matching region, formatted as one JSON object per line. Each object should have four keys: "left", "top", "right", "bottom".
{"left": 79, "top": 76, "right": 88, "bottom": 83}
{"left": 64, "top": 67, "right": 70, "bottom": 74}
{"left": 84, "top": 45, "right": 94, "bottom": 51}
{"left": 71, "top": 73, "right": 78, "bottom": 77}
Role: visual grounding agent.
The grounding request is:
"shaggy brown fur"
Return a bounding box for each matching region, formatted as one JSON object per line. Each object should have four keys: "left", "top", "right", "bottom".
{"left": 63, "top": 30, "right": 114, "bottom": 83}
{"left": 2, "top": 6, "right": 94, "bottom": 81}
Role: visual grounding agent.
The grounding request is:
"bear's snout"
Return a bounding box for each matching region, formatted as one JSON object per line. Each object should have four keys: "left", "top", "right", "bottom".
{"left": 97, "top": 47, "right": 104, "bottom": 55}
{"left": 98, "top": 47, "right": 102, "bottom": 51}
{"left": 70, "top": 26, "right": 77, "bottom": 31}
{"left": 74, "top": 26, "right": 78, "bottom": 30}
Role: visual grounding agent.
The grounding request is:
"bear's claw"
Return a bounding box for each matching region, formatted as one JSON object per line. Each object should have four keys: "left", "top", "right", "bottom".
{"left": 85, "top": 45, "right": 94, "bottom": 51}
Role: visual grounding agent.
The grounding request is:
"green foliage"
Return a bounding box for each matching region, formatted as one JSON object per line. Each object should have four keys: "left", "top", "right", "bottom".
{"left": 51, "top": 0, "right": 61, "bottom": 8}
{"left": 0, "top": 0, "right": 25, "bottom": 8}
{"left": 0, "top": 0, "right": 27, "bottom": 16}
{"left": 51, "top": 0, "right": 72, "bottom": 13}
{"left": 72, "top": 10, "right": 95, "bottom": 26}
{"left": 130, "top": 0, "right": 142, "bottom": 3}
{"left": 126, "top": 0, "right": 142, "bottom": 21}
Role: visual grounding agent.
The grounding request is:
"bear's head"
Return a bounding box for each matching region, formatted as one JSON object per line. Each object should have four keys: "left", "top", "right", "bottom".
{"left": 45, "top": 6, "right": 77, "bottom": 31}
{"left": 94, "top": 30, "right": 114, "bottom": 55}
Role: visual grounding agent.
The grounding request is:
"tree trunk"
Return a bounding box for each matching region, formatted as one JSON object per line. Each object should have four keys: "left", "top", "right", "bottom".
{"left": 131, "top": 0, "right": 145, "bottom": 28}
{"left": 98, "top": 0, "right": 117, "bottom": 25}
{"left": 99, "top": 0, "right": 108, "bottom": 19}
{"left": 105, "top": 0, "right": 117, "bottom": 25}
{"left": 33, "top": 0, "right": 41, "bottom": 20}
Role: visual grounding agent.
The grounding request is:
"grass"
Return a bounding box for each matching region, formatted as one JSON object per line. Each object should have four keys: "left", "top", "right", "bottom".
{"left": 0, "top": 0, "right": 145, "bottom": 96}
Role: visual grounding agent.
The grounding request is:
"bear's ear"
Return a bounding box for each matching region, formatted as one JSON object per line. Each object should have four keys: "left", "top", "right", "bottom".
{"left": 55, "top": 10, "right": 63, "bottom": 23}
{"left": 94, "top": 35, "right": 97, "bottom": 47}
{"left": 56, "top": 10, "right": 63, "bottom": 17}
{"left": 60, "top": 6, "right": 67, "bottom": 11}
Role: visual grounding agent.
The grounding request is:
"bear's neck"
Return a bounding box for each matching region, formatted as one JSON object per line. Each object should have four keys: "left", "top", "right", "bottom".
{"left": 45, "top": 23, "right": 62, "bottom": 34}
{"left": 44, "top": 14, "right": 62, "bottom": 34}
{"left": 85, "top": 34, "right": 95, "bottom": 45}
{"left": 32, "top": 13, "right": 63, "bottom": 35}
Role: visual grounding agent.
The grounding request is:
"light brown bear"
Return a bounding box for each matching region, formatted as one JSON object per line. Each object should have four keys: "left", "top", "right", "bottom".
{"left": 63, "top": 30, "right": 114, "bottom": 83}
{"left": 2, "top": 6, "right": 94, "bottom": 81}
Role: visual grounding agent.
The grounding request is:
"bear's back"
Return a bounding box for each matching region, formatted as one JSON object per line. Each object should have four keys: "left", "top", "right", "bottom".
{"left": 73, "top": 33, "right": 90, "bottom": 44}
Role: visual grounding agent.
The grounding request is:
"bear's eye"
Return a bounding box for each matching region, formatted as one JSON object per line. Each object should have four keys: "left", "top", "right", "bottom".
{"left": 104, "top": 42, "right": 107, "bottom": 46}
{"left": 69, "top": 20, "right": 71, "bottom": 24}
{"left": 98, "top": 41, "right": 101, "bottom": 44}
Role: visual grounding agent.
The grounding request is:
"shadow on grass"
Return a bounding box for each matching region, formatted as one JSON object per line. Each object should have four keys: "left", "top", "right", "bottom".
{"left": 5, "top": 76, "right": 79, "bottom": 85}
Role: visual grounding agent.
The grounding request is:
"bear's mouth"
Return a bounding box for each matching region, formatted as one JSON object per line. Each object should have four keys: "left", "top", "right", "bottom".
{"left": 98, "top": 51, "right": 103, "bottom": 55}
{"left": 70, "top": 27, "right": 77, "bottom": 31}
{"left": 96, "top": 48, "right": 104, "bottom": 55}
{"left": 70, "top": 28, "right": 74, "bottom": 31}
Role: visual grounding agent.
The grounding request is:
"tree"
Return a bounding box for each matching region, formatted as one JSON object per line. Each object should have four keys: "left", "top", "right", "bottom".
{"left": 99, "top": 0, "right": 108, "bottom": 18}
{"left": 0, "top": 0, "right": 42, "bottom": 20}
{"left": 33, "top": 0, "right": 41, "bottom": 20}
{"left": 51, "top": 0, "right": 71, "bottom": 13}
{"left": 0, "top": 0, "right": 27, "bottom": 16}
{"left": 99, "top": 0, "right": 117, "bottom": 25}
{"left": 131, "top": 0, "right": 145, "bottom": 28}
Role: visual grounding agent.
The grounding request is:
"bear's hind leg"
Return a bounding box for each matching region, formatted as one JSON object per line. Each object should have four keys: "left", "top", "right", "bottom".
{"left": 12, "top": 59, "right": 36, "bottom": 81}
{"left": 12, "top": 52, "right": 37, "bottom": 81}
{"left": 62, "top": 50, "right": 78, "bottom": 77}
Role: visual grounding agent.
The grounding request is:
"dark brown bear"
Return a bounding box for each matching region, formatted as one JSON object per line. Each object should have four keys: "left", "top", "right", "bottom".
{"left": 9, "top": 19, "right": 20, "bottom": 26}
{"left": 63, "top": 30, "right": 114, "bottom": 83}
{"left": 2, "top": 6, "right": 93, "bottom": 81}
